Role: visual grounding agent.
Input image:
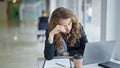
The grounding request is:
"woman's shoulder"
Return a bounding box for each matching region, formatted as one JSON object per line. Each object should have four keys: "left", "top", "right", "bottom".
{"left": 78, "top": 23, "right": 84, "bottom": 33}
{"left": 79, "top": 23, "right": 84, "bottom": 29}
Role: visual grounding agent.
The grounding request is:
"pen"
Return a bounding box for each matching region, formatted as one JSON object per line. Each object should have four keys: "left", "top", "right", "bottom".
{"left": 55, "top": 63, "right": 66, "bottom": 67}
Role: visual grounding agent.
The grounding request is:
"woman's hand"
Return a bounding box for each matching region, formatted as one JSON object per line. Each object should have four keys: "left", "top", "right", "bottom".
{"left": 63, "top": 52, "right": 69, "bottom": 56}
{"left": 50, "top": 25, "right": 66, "bottom": 35}
{"left": 48, "top": 25, "right": 66, "bottom": 42}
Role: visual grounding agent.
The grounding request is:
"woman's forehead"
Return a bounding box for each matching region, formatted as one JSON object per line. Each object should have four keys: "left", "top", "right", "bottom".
{"left": 59, "top": 18, "right": 72, "bottom": 25}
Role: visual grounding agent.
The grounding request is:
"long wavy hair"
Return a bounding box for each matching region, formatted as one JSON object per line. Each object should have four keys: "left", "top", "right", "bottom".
{"left": 48, "top": 7, "right": 81, "bottom": 49}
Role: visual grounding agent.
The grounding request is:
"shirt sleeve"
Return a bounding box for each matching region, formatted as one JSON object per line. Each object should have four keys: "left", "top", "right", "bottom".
{"left": 44, "top": 30, "right": 55, "bottom": 60}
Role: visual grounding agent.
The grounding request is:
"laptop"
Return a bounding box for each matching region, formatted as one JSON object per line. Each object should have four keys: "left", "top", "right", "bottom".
{"left": 83, "top": 41, "right": 120, "bottom": 68}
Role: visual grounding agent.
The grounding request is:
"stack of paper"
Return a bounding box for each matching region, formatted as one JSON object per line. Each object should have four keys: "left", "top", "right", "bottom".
{"left": 44, "top": 59, "right": 71, "bottom": 68}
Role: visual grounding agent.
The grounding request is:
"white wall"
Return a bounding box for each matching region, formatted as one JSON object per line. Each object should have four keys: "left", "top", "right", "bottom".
{"left": 49, "top": 0, "right": 83, "bottom": 23}
{"left": 106, "top": 0, "right": 117, "bottom": 41}
{"left": 92, "top": 0, "right": 101, "bottom": 26}
{"left": 100, "top": 0, "right": 117, "bottom": 41}
{"left": 20, "top": 2, "right": 41, "bottom": 21}
{"left": 49, "top": 0, "right": 56, "bottom": 15}
{"left": 114, "top": 0, "right": 120, "bottom": 60}
{"left": 100, "top": 0, "right": 120, "bottom": 60}
{"left": 77, "top": 0, "right": 83, "bottom": 23}
{"left": 20, "top": 0, "right": 46, "bottom": 21}
{"left": 100, "top": 0, "right": 107, "bottom": 41}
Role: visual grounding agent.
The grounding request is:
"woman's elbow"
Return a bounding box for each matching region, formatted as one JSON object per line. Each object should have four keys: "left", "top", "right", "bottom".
{"left": 44, "top": 55, "right": 54, "bottom": 60}
{"left": 44, "top": 51, "right": 54, "bottom": 60}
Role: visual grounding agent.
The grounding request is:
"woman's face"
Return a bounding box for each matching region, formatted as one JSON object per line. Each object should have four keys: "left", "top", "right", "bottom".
{"left": 59, "top": 18, "right": 72, "bottom": 33}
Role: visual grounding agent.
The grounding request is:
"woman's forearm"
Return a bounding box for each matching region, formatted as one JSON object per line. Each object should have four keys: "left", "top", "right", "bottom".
{"left": 44, "top": 39, "right": 55, "bottom": 60}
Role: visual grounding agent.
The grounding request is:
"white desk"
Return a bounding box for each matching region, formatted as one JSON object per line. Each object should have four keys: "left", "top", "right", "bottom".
{"left": 37, "top": 58, "right": 120, "bottom": 68}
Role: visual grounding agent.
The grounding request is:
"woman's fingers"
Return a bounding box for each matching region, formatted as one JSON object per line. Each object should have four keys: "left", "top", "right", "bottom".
{"left": 57, "top": 25, "right": 66, "bottom": 33}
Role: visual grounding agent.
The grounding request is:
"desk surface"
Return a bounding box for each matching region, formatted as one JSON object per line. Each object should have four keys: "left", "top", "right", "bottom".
{"left": 83, "top": 63, "right": 103, "bottom": 68}
{"left": 37, "top": 58, "right": 120, "bottom": 68}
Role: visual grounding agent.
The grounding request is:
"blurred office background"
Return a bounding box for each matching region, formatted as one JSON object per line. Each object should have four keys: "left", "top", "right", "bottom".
{"left": 0, "top": 0, "right": 120, "bottom": 68}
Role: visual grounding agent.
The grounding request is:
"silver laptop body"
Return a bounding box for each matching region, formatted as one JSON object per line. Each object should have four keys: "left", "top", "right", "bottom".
{"left": 83, "top": 41, "right": 115, "bottom": 65}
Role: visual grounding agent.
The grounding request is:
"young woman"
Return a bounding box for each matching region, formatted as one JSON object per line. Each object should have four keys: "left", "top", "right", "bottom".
{"left": 44, "top": 7, "right": 88, "bottom": 68}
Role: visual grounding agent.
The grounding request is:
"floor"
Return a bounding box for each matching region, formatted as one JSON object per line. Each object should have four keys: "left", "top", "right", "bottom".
{"left": 0, "top": 20, "right": 45, "bottom": 68}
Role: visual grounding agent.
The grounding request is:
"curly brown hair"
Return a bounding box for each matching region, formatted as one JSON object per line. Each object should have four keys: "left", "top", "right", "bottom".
{"left": 48, "top": 7, "right": 81, "bottom": 49}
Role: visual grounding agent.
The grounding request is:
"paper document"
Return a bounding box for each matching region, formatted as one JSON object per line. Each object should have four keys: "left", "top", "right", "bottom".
{"left": 44, "top": 59, "right": 71, "bottom": 68}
